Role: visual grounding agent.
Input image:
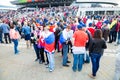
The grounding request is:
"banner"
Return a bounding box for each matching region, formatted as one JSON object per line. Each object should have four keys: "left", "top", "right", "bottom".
{"left": 19, "top": 0, "right": 27, "bottom": 3}
{"left": 19, "top": 0, "right": 45, "bottom": 3}
{"left": 27, "top": 0, "right": 32, "bottom": 2}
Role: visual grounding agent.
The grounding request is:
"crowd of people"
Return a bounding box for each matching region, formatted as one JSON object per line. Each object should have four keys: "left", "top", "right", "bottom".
{"left": 0, "top": 6, "right": 120, "bottom": 79}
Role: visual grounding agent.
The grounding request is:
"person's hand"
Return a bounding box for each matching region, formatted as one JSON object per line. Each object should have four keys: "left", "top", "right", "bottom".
{"left": 66, "top": 40, "right": 68, "bottom": 44}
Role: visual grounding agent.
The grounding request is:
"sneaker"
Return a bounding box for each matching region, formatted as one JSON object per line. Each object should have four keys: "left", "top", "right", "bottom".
{"left": 63, "top": 64, "right": 69, "bottom": 67}
{"left": 67, "top": 61, "right": 71, "bottom": 63}
{"left": 114, "top": 44, "right": 118, "bottom": 46}
{"left": 72, "top": 69, "right": 76, "bottom": 72}
{"left": 78, "top": 69, "right": 81, "bottom": 72}
{"left": 108, "top": 41, "right": 112, "bottom": 43}
{"left": 45, "top": 62, "right": 49, "bottom": 65}
{"left": 49, "top": 69, "right": 53, "bottom": 72}
{"left": 1, "top": 41, "right": 4, "bottom": 43}
{"left": 35, "top": 58, "right": 39, "bottom": 61}
{"left": 15, "top": 53, "right": 19, "bottom": 55}
{"left": 39, "top": 60, "right": 43, "bottom": 64}
{"left": 88, "top": 74, "right": 96, "bottom": 79}
{"left": 15, "top": 51, "right": 20, "bottom": 54}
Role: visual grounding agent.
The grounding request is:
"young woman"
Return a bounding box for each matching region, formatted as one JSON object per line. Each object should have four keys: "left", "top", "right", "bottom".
{"left": 37, "top": 26, "right": 45, "bottom": 64}
{"left": 31, "top": 26, "right": 40, "bottom": 61}
{"left": 22, "top": 21, "right": 31, "bottom": 48}
{"left": 89, "top": 29, "right": 107, "bottom": 79}
{"left": 9, "top": 23, "right": 20, "bottom": 54}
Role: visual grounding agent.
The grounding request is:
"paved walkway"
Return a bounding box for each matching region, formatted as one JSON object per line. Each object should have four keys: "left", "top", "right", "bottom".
{"left": 0, "top": 40, "right": 118, "bottom": 80}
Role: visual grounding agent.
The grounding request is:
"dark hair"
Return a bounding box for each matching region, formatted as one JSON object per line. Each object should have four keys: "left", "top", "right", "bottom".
{"left": 93, "top": 29, "right": 102, "bottom": 39}
{"left": 10, "top": 23, "right": 14, "bottom": 29}
{"left": 66, "top": 25, "right": 71, "bottom": 30}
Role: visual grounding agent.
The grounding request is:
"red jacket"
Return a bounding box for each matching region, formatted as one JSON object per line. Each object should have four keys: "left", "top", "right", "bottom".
{"left": 87, "top": 27, "right": 95, "bottom": 37}
{"left": 116, "top": 21, "right": 120, "bottom": 32}
{"left": 96, "top": 21, "right": 102, "bottom": 29}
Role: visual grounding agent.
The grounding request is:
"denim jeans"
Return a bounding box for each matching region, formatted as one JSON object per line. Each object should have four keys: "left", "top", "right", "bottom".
{"left": 72, "top": 54, "right": 84, "bottom": 71}
{"left": 0, "top": 32, "right": 2, "bottom": 43}
{"left": 114, "top": 72, "right": 120, "bottom": 80}
{"left": 40, "top": 48, "right": 45, "bottom": 62}
{"left": 4, "top": 33, "right": 11, "bottom": 44}
{"left": 47, "top": 52, "right": 55, "bottom": 71}
{"left": 62, "top": 43, "right": 68, "bottom": 65}
{"left": 12, "top": 39, "right": 19, "bottom": 54}
{"left": 90, "top": 53, "right": 102, "bottom": 76}
{"left": 117, "top": 32, "right": 120, "bottom": 44}
{"left": 33, "top": 44, "right": 40, "bottom": 59}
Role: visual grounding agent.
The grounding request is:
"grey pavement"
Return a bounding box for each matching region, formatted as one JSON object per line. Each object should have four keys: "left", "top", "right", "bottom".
{"left": 0, "top": 39, "right": 118, "bottom": 80}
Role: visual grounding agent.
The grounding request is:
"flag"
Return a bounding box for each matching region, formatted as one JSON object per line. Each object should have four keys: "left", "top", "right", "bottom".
{"left": 58, "top": 33, "right": 66, "bottom": 51}
{"left": 49, "top": 25, "right": 55, "bottom": 32}
{"left": 58, "top": 41, "right": 62, "bottom": 51}
{"left": 44, "top": 33, "right": 55, "bottom": 53}
{"left": 37, "top": 36, "right": 45, "bottom": 48}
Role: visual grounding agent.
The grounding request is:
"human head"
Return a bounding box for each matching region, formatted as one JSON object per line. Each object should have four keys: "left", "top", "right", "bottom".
{"left": 93, "top": 29, "right": 102, "bottom": 39}
{"left": 24, "top": 21, "right": 28, "bottom": 26}
{"left": 77, "top": 24, "right": 82, "bottom": 30}
{"left": 10, "top": 22, "right": 14, "bottom": 29}
{"left": 0, "top": 20, "right": 2, "bottom": 23}
{"left": 66, "top": 25, "right": 71, "bottom": 32}
{"left": 44, "top": 26, "right": 50, "bottom": 33}
{"left": 89, "top": 23, "right": 93, "bottom": 27}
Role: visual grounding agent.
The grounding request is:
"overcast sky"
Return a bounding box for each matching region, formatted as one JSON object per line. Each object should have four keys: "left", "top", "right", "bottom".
{"left": 0, "top": 0, "right": 15, "bottom": 6}
{"left": 0, "top": 0, "right": 120, "bottom": 7}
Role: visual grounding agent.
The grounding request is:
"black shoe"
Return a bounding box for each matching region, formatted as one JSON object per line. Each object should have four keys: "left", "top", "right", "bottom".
{"left": 45, "top": 63, "right": 49, "bottom": 65}
{"left": 108, "top": 41, "right": 112, "bottom": 43}
{"left": 42, "top": 61, "right": 45, "bottom": 63}
{"left": 67, "top": 61, "right": 71, "bottom": 63}
{"left": 58, "top": 51, "right": 61, "bottom": 53}
{"left": 39, "top": 60, "right": 43, "bottom": 64}
{"left": 1, "top": 41, "right": 4, "bottom": 43}
{"left": 35, "top": 58, "right": 39, "bottom": 61}
{"left": 63, "top": 64, "right": 69, "bottom": 67}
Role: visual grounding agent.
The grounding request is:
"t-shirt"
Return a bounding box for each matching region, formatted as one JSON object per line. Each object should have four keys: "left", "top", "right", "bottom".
{"left": 87, "top": 27, "right": 95, "bottom": 37}
{"left": 73, "top": 30, "right": 88, "bottom": 47}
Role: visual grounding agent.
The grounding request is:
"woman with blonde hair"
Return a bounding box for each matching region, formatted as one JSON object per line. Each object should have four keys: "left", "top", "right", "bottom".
{"left": 22, "top": 21, "right": 31, "bottom": 48}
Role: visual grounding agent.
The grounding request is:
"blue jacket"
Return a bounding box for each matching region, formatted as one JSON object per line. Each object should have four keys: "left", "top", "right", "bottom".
{"left": 22, "top": 26, "right": 31, "bottom": 35}
{"left": 1, "top": 23, "right": 10, "bottom": 33}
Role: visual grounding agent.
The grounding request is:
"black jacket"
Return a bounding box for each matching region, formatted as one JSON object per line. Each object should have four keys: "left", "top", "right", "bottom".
{"left": 89, "top": 38, "right": 107, "bottom": 54}
{"left": 86, "top": 30, "right": 92, "bottom": 50}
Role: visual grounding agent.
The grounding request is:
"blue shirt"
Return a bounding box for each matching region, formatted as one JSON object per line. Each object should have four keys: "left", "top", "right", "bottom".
{"left": 22, "top": 26, "right": 31, "bottom": 35}
{"left": 1, "top": 23, "right": 10, "bottom": 33}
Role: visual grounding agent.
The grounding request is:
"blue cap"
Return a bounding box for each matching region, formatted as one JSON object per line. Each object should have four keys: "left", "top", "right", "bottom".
{"left": 89, "top": 23, "right": 92, "bottom": 27}
{"left": 77, "top": 24, "right": 83, "bottom": 29}
{"left": 50, "top": 22, "right": 54, "bottom": 25}
{"left": 103, "top": 20, "right": 109, "bottom": 24}
{"left": 87, "top": 16, "right": 91, "bottom": 19}
{"left": 79, "top": 21, "right": 86, "bottom": 27}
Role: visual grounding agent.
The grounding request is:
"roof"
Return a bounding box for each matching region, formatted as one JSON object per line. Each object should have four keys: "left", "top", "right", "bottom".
{"left": 0, "top": 5, "right": 17, "bottom": 10}
{"left": 76, "top": 0, "right": 118, "bottom": 6}
{"left": 11, "top": 0, "right": 74, "bottom": 8}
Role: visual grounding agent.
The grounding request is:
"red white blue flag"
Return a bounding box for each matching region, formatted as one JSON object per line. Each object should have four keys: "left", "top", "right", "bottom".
{"left": 44, "top": 33, "right": 55, "bottom": 53}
